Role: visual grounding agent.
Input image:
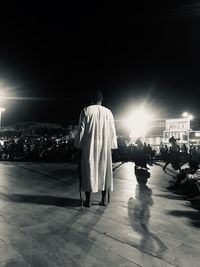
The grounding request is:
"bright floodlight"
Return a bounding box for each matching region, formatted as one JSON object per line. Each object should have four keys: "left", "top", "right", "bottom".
{"left": 188, "top": 115, "right": 193, "bottom": 120}
{"left": 182, "top": 112, "right": 188, "bottom": 118}
{"left": 0, "top": 107, "right": 5, "bottom": 128}
{"left": 125, "top": 106, "right": 154, "bottom": 139}
{"left": 182, "top": 112, "right": 193, "bottom": 120}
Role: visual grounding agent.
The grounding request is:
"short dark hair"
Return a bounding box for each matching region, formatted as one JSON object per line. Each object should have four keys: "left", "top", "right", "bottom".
{"left": 91, "top": 91, "right": 103, "bottom": 103}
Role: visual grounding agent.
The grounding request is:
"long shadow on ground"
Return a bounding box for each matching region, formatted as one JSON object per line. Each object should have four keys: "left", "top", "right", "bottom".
{"left": 128, "top": 168, "right": 168, "bottom": 255}
{"left": 8, "top": 194, "right": 81, "bottom": 207}
{"left": 167, "top": 209, "right": 200, "bottom": 228}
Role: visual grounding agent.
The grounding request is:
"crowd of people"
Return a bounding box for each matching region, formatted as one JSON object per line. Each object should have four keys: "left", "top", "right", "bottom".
{"left": 0, "top": 136, "right": 75, "bottom": 162}
{"left": 159, "top": 137, "right": 200, "bottom": 171}
{"left": 0, "top": 134, "right": 156, "bottom": 165}
{"left": 0, "top": 129, "right": 199, "bottom": 207}
{"left": 1, "top": 132, "right": 200, "bottom": 170}
{"left": 112, "top": 135, "right": 200, "bottom": 207}
{"left": 0, "top": 90, "right": 199, "bottom": 210}
{"left": 112, "top": 137, "right": 156, "bottom": 168}
{"left": 158, "top": 137, "right": 200, "bottom": 207}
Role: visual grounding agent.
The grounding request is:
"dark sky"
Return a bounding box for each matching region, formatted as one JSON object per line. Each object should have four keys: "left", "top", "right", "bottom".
{"left": 0, "top": 1, "right": 200, "bottom": 125}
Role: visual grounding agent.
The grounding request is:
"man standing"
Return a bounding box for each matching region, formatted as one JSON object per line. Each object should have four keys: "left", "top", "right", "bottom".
{"left": 75, "top": 91, "right": 118, "bottom": 207}
{"left": 163, "top": 136, "right": 180, "bottom": 172}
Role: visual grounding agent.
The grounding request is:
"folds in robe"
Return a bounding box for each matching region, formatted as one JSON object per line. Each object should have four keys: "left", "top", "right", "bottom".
{"left": 75, "top": 105, "right": 117, "bottom": 193}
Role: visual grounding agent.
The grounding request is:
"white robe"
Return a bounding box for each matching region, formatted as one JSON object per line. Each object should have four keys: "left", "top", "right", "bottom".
{"left": 75, "top": 105, "right": 118, "bottom": 193}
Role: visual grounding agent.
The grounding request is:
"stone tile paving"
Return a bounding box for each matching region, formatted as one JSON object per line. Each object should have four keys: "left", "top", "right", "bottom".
{"left": 0, "top": 161, "right": 198, "bottom": 266}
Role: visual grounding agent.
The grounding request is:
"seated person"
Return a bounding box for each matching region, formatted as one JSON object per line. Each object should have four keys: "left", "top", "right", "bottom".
{"left": 167, "top": 160, "right": 199, "bottom": 191}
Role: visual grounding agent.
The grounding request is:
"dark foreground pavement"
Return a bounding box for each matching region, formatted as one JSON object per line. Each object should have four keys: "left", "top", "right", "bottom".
{"left": 0, "top": 161, "right": 199, "bottom": 267}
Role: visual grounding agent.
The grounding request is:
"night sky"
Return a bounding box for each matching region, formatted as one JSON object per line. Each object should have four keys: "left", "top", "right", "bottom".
{"left": 0, "top": 1, "right": 200, "bottom": 126}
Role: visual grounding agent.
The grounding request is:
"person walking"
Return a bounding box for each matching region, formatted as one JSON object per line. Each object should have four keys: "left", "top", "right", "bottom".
{"left": 163, "top": 136, "right": 180, "bottom": 172}
{"left": 74, "top": 91, "right": 118, "bottom": 207}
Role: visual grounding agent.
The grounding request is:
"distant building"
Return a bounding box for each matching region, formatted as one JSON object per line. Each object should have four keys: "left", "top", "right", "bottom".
{"left": 145, "top": 119, "right": 166, "bottom": 146}
{"left": 188, "top": 131, "right": 200, "bottom": 146}
{"left": 0, "top": 126, "right": 19, "bottom": 138}
{"left": 163, "top": 117, "right": 200, "bottom": 146}
{"left": 115, "top": 116, "right": 200, "bottom": 147}
{"left": 163, "top": 118, "right": 189, "bottom": 144}
{"left": 15, "top": 122, "right": 65, "bottom": 137}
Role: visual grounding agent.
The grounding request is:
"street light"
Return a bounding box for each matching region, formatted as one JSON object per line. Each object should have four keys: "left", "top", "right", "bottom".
{"left": 0, "top": 107, "right": 5, "bottom": 128}
{"left": 182, "top": 112, "right": 193, "bottom": 130}
{"left": 182, "top": 112, "right": 188, "bottom": 118}
{"left": 124, "top": 106, "right": 154, "bottom": 143}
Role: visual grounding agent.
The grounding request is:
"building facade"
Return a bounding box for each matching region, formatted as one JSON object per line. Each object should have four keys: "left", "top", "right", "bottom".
{"left": 118, "top": 117, "right": 200, "bottom": 147}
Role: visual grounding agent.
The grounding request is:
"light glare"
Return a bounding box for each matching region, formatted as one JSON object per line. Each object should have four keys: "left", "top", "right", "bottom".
{"left": 182, "top": 112, "right": 188, "bottom": 118}
{"left": 182, "top": 112, "right": 193, "bottom": 120}
{"left": 125, "top": 106, "right": 155, "bottom": 140}
{"left": 188, "top": 115, "right": 193, "bottom": 120}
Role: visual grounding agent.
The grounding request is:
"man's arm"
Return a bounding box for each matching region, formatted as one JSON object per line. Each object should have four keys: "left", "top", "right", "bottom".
{"left": 109, "top": 112, "right": 118, "bottom": 150}
{"left": 74, "top": 109, "right": 87, "bottom": 149}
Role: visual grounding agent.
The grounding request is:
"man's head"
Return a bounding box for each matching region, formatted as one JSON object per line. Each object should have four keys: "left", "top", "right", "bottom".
{"left": 169, "top": 136, "right": 176, "bottom": 144}
{"left": 91, "top": 91, "right": 103, "bottom": 105}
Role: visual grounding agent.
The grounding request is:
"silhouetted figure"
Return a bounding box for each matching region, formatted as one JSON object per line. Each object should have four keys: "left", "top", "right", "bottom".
{"left": 167, "top": 160, "right": 199, "bottom": 192}
{"left": 135, "top": 138, "right": 149, "bottom": 170}
{"left": 163, "top": 136, "right": 180, "bottom": 172}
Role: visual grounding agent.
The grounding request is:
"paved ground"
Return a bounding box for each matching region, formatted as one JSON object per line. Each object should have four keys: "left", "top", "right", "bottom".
{"left": 0, "top": 160, "right": 199, "bottom": 267}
